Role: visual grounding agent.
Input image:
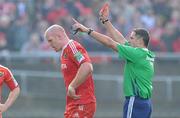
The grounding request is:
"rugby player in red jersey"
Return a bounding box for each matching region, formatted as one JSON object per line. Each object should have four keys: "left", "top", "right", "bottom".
{"left": 0, "top": 65, "right": 20, "bottom": 118}
{"left": 44, "top": 25, "right": 96, "bottom": 118}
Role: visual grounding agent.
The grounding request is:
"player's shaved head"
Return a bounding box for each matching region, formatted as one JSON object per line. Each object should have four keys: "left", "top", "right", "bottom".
{"left": 44, "top": 24, "right": 70, "bottom": 52}
{"left": 44, "top": 24, "right": 66, "bottom": 40}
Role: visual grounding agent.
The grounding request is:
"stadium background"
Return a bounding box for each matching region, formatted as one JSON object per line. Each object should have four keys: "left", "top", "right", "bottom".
{"left": 0, "top": 0, "right": 179, "bottom": 118}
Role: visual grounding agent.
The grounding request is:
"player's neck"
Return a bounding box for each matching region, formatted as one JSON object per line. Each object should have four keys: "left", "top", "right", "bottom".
{"left": 63, "top": 38, "right": 70, "bottom": 46}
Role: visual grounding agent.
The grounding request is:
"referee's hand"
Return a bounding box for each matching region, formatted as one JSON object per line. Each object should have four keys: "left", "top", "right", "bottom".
{"left": 72, "top": 18, "right": 89, "bottom": 33}
{"left": 99, "top": 2, "right": 109, "bottom": 21}
{"left": 67, "top": 85, "right": 81, "bottom": 100}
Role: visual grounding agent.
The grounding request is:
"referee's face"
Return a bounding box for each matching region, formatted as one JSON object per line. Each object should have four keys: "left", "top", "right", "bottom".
{"left": 129, "top": 31, "right": 142, "bottom": 47}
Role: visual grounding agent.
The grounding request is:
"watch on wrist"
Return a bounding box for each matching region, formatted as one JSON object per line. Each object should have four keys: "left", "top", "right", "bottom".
{"left": 102, "top": 19, "right": 109, "bottom": 24}
{"left": 87, "top": 29, "right": 93, "bottom": 35}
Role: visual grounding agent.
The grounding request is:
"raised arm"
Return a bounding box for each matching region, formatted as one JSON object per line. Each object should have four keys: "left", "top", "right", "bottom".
{"left": 99, "top": 2, "right": 127, "bottom": 44}
{"left": 72, "top": 18, "right": 118, "bottom": 52}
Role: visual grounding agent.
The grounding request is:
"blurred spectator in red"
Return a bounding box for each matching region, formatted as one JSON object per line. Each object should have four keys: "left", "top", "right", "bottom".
{"left": 0, "top": 32, "right": 7, "bottom": 50}
{"left": 161, "top": 22, "right": 179, "bottom": 52}
{"left": 149, "top": 16, "right": 166, "bottom": 51}
{"left": 173, "top": 38, "right": 180, "bottom": 52}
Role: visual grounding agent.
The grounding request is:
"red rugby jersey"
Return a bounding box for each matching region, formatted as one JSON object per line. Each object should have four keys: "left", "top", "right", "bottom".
{"left": 0, "top": 65, "right": 19, "bottom": 118}
{"left": 61, "top": 40, "right": 96, "bottom": 106}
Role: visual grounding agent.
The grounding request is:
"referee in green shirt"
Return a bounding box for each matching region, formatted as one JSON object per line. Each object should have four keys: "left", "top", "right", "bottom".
{"left": 72, "top": 3, "right": 155, "bottom": 117}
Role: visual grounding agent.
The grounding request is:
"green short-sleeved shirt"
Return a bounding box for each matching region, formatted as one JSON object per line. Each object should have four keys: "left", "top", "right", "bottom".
{"left": 117, "top": 42, "right": 155, "bottom": 98}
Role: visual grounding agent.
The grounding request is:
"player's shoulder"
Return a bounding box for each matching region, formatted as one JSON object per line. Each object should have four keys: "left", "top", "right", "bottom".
{"left": 0, "top": 65, "right": 11, "bottom": 76}
{"left": 67, "top": 40, "right": 84, "bottom": 53}
{"left": 0, "top": 65, "right": 9, "bottom": 72}
{"left": 71, "top": 40, "right": 83, "bottom": 48}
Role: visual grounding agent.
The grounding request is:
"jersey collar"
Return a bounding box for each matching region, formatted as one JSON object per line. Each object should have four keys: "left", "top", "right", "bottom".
{"left": 61, "top": 40, "right": 73, "bottom": 56}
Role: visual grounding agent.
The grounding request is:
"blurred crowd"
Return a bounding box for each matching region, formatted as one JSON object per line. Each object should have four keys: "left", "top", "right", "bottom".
{"left": 0, "top": 0, "right": 179, "bottom": 53}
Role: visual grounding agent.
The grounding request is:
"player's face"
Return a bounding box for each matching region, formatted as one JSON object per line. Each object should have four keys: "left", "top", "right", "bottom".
{"left": 47, "top": 35, "right": 62, "bottom": 52}
{"left": 129, "top": 31, "right": 141, "bottom": 47}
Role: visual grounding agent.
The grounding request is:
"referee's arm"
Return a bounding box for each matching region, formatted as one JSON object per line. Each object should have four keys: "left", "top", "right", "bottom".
{"left": 88, "top": 30, "right": 119, "bottom": 52}
{"left": 99, "top": 2, "right": 127, "bottom": 45}
{"left": 103, "top": 20, "right": 127, "bottom": 45}
{"left": 72, "top": 18, "right": 119, "bottom": 52}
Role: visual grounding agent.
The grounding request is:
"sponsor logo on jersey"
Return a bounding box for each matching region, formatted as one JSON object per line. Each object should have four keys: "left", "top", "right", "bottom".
{"left": 0, "top": 71, "right": 4, "bottom": 77}
{"left": 63, "top": 53, "right": 67, "bottom": 59}
{"left": 73, "top": 112, "right": 79, "bottom": 118}
{"left": 78, "top": 105, "right": 84, "bottom": 111}
{"left": 61, "top": 64, "right": 67, "bottom": 69}
{"left": 74, "top": 52, "right": 85, "bottom": 63}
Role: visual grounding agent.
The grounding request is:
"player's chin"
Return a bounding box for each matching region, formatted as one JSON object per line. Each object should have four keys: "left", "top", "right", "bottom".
{"left": 54, "top": 47, "right": 61, "bottom": 52}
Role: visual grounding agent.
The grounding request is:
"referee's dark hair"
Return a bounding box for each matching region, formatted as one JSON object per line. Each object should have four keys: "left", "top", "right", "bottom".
{"left": 133, "top": 28, "right": 150, "bottom": 47}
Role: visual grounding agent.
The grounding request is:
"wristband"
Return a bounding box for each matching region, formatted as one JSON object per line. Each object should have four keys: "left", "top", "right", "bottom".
{"left": 99, "top": 17, "right": 108, "bottom": 24}
{"left": 87, "top": 29, "right": 93, "bottom": 35}
{"left": 102, "top": 19, "right": 109, "bottom": 24}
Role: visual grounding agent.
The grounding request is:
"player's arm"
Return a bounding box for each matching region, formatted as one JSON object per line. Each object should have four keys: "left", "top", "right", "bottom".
{"left": 0, "top": 87, "right": 20, "bottom": 113}
{"left": 72, "top": 18, "right": 118, "bottom": 52}
{"left": 68, "top": 62, "right": 93, "bottom": 96}
{"left": 0, "top": 69, "right": 20, "bottom": 113}
{"left": 99, "top": 2, "right": 127, "bottom": 44}
{"left": 68, "top": 62, "right": 92, "bottom": 99}
{"left": 67, "top": 42, "right": 94, "bottom": 99}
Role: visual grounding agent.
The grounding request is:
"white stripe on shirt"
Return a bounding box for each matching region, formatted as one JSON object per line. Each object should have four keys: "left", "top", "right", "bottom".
{"left": 69, "top": 41, "right": 78, "bottom": 54}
